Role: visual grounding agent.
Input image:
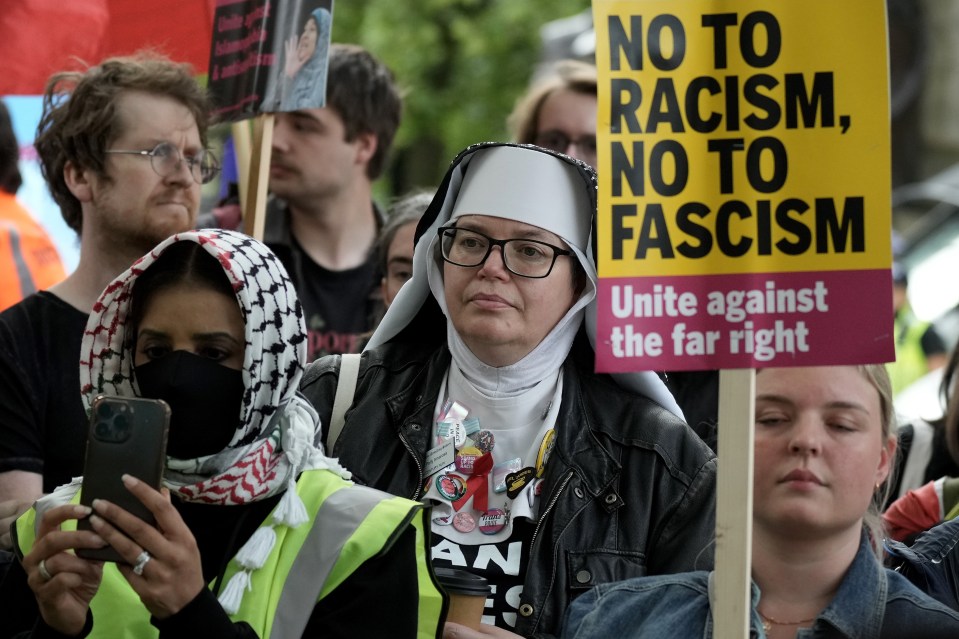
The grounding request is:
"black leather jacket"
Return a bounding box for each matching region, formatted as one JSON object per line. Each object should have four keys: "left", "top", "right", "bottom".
{"left": 300, "top": 334, "right": 716, "bottom": 638}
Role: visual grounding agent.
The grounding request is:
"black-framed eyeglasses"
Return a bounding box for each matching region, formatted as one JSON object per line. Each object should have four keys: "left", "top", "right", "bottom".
{"left": 438, "top": 226, "right": 572, "bottom": 279}
{"left": 105, "top": 142, "right": 220, "bottom": 185}
{"left": 533, "top": 130, "right": 597, "bottom": 159}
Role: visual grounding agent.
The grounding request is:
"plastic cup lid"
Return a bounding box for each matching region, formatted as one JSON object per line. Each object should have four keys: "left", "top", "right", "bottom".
{"left": 432, "top": 566, "right": 492, "bottom": 596}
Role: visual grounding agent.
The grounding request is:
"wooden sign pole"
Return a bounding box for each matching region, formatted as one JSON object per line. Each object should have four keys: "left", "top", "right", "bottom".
{"left": 230, "top": 120, "right": 253, "bottom": 215}
{"left": 713, "top": 368, "right": 756, "bottom": 639}
{"left": 242, "top": 114, "right": 275, "bottom": 241}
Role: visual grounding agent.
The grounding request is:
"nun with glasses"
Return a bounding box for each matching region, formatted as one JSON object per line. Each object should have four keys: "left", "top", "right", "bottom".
{"left": 300, "top": 142, "right": 717, "bottom": 638}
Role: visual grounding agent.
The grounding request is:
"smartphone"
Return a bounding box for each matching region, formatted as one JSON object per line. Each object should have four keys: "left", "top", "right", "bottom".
{"left": 76, "top": 395, "right": 170, "bottom": 562}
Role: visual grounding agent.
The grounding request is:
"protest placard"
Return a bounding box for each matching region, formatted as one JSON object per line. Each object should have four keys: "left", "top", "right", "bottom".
{"left": 593, "top": 0, "right": 893, "bottom": 373}
{"left": 593, "top": 3, "right": 891, "bottom": 637}
{"left": 207, "top": 0, "right": 333, "bottom": 122}
{"left": 206, "top": 0, "right": 333, "bottom": 240}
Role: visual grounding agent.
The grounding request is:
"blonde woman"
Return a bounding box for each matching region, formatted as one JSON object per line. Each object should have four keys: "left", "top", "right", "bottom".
{"left": 562, "top": 365, "right": 959, "bottom": 639}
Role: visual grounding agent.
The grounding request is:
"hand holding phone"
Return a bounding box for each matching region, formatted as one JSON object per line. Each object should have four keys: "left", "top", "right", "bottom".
{"left": 76, "top": 395, "right": 169, "bottom": 562}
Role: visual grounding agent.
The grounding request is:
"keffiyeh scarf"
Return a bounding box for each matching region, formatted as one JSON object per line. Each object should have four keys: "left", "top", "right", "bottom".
{"left": 77, "top": 228, "right": 350, "bottom": 613}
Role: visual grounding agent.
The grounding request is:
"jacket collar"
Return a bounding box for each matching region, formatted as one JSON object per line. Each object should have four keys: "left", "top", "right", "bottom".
{"left": 383, "top": 346, "right": 451, "bottom": 431}
{"left": 379, "top": 342, "right": 622, "bottom": 499}
{"left": 549, "top": 353, "right": 620, "bottom": 497}
{"left": 810, "top": 532, "right": 886, "bottom": 638}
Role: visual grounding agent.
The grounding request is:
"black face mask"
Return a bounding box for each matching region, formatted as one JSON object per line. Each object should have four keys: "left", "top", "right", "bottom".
{"left": 134, "top": 350, "right": 245, "bottom": 459}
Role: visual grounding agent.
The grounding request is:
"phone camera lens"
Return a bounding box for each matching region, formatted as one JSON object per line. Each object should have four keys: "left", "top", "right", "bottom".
{"left": 113, "top": 414, "right": 130, "bottom": 438}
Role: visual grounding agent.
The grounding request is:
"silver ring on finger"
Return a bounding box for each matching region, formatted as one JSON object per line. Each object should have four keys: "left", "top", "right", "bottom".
{"left": 132, "top": 550, "right": 151, "bottom": 576}
{"left": 38, "top": 558, "right": 53, "bottom": 581}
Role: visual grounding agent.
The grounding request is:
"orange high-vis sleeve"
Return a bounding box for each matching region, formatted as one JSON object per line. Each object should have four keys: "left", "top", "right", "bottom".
{"left": 0, "top": 192, "right": 66, "bottom": 312}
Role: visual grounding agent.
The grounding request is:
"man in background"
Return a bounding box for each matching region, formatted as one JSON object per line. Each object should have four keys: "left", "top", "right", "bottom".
{"left": 265, "top": 43, "right": 402, "bottom": 361}
{"left": 0, "top": 54, "right": 214, "bottom": 547}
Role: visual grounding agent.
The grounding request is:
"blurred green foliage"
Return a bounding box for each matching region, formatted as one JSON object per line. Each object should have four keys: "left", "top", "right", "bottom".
{"left": 330, "top": 0, "right": 590, "bottom": 194}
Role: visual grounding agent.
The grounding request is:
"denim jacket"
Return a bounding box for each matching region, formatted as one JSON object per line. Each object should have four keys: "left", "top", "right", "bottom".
{"left": 886, "top": 516, "right": 959, "bottom": 611}
{"left": 561, "top": 533, "right": 959, "bottom": 639}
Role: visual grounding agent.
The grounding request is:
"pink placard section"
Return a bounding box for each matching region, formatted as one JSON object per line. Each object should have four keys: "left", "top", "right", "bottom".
{"left": 594, "top": 269, "right": 895, "bottom": 373}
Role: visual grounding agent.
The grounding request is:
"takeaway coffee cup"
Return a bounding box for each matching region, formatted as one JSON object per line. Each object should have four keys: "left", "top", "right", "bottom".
{"left": 433, "top": 566, "right": 491, "bottom": 630}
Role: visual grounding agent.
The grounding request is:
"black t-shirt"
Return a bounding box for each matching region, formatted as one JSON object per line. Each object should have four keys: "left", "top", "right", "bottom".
{"left": 0, "top": 292, "right": 89, "bottom": 492}
{"left": 264, "top": 200, "right": 384, "bottom": 362}
{"left": 290, "top": 235, "right": 381, "bottom": 361}
{"left": 431, "top": 518, "right": 535, "bottom": 631}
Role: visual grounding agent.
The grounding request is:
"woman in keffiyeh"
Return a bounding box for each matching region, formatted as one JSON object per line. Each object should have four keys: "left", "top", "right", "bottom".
{"left": 8, "top": 229, "right": 444, "bottom": 638}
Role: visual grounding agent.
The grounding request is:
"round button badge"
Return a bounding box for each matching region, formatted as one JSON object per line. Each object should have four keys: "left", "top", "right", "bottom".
{"left": 479, "top": 508, "right": 508, "bottom": 535}
{"left": 436, "top": 473, "right": 467, "bottom": 501}
{"left": 432, "top": 512, "right": 453, "bottom": 526}
{"left": 473, "top": 430, "right": 495, "bottom": 454}
{"left": 453, "top": 511, "right": 477, "bottom": 533}
{"left": 455, "top": 445, "right": 482, "bottom": 475}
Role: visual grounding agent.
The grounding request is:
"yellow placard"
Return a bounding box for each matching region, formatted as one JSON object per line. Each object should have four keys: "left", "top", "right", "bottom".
{"left": 594, "top": 0, "right": 890, "bottom": 278}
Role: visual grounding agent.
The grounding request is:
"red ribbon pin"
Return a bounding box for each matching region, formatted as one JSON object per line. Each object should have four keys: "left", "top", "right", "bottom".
{"left": 452, "top": 452, "right": 493, "bottom": 514}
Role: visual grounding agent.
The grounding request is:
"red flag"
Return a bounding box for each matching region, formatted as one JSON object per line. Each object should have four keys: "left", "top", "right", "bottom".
{"left": 0, "top": 0, "right": 215, "bottom": 95}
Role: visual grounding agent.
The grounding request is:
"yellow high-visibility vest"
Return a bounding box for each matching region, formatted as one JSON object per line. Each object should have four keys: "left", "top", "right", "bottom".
{"left": 16, "top": 469, "right": 445, "bottom": 638}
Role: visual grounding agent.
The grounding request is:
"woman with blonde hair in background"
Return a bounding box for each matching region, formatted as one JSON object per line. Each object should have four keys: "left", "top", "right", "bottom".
{"left": 508, "top": 60, "right": 597, "bottom": 167}
{"left": 563, "top": 365, "right": 959, "bottom": 639}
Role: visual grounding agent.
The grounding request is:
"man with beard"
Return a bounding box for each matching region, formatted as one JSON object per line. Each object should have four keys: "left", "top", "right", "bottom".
{"left": 265, "top": 43, "right": 401, "bottom": 361}
{"left": 0, "top": 54, "right": 215, "bottom": 548}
